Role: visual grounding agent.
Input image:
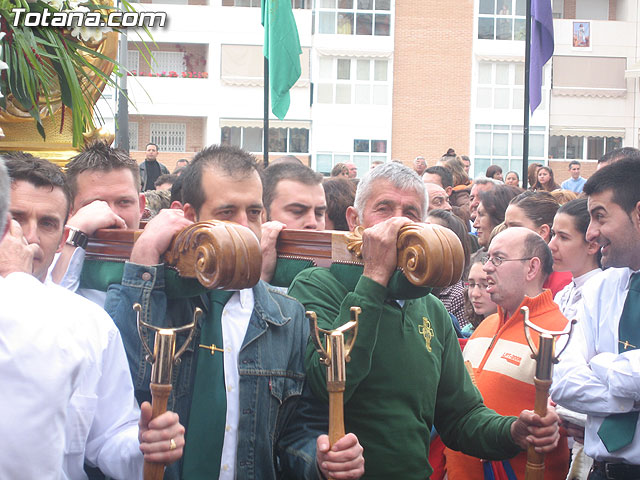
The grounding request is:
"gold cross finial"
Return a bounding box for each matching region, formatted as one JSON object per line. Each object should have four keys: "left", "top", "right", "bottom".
{"left": 199, "top": 344, "right": 224, "bottom": 355}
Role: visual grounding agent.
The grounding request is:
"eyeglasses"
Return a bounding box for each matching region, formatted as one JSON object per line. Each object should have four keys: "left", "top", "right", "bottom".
{"left": 464, "top": 282, "right": 489, "bottom": 291}
{"left": 484, "top": 256, "right": 534, "bottom": 267}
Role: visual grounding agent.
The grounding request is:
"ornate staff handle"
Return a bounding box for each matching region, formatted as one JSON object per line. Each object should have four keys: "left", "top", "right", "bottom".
{"left": 134, "top": 303, "right": 201, "bottom": 480}
{"left": 308, "top": 307, "right": 360, "bottom": 451}
{"left": 521, "top": 306, "right": 576, "bottom": 480}
{"left": 86, "top": 221, "right": 463, "bottom": 289}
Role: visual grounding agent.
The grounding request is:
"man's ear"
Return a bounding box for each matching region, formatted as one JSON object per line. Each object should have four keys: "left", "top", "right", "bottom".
{"left": 445, "top": 186, "right": 453, "bottom": 197}
{"left": 183, "top": 203, "right": 197, "bottom": 222}
{"left": 632, "top": 200, "right": 640, "bottom": 231}
{"left": 527, "top": 256, "right": 542, "bottom": 283}
{"left": 346, "top": 206, "right": 360, "bottom": 231}
{"left": 138, "top": 193, "right": 146, "bottom": 216}
{"left": 170, "top": 201, "right": 183, "bottom": 210}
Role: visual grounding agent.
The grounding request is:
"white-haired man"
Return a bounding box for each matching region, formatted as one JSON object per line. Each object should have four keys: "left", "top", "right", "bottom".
{"left": 288, "top": 162, "right": 561, "bottom": 478}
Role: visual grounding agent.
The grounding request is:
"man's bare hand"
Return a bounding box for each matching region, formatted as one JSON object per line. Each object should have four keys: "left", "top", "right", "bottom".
{"left": 260, "top": 221, "right": 285, "bottom": 282}
{"left": 130, "top": 209, "right": 192, "bottom": 265}
{"left": 0, "top": 220, "right": 42, "bottom": 277}
{"left": 361, "top": 217, "right": 413, "bottom": 287}
{"left": 138, "top": 401, "right": 185, "bottom": 464}
{"left": 67, "top": 200, "right": 127, "bottom": 235}
{"left": 510, "top": 405, "right": 560, "bottom": 453}
{"left": 316, "top": 433, "right": 364, "bottom": 480}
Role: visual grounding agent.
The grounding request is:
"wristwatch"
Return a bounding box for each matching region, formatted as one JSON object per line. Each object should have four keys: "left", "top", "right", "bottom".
{"left": 65, "top": 226, "right": 89, "bottom": 249}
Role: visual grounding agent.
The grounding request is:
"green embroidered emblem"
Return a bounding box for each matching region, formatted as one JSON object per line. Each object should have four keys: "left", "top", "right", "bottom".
{"left": 419, "top": 317, "right": 434, "bottom": 352}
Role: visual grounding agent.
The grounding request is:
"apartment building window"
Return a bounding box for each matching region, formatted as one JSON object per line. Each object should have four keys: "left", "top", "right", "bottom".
{"left": 151, "top": 52, "right": 186, "bottom": 74}
{"left": 316, "top": 139, "right": 387, "bottom": 175}
{"left": 476, "top": 61, "right": 535, "bottom": 110}
{"left": 128, "top": 122, "right": 139, "bottom": 151}
{"left": 222, "top": 0, "right": 310, "bottom": 7}
{"left": 128, "top": 50, "right": 139, "bottom": 72}
{"left": 150, "top": 123, "right": 187, "bottom": 152}
{"left": 548, "top": 135, "right": 622, "bottom": 160}
{"left": 318, "top": 0, "right": 391, "bottom": 36}
{"left": 317, "top": 58, "right": 389, "bottom": 105}
{"left": 221, "top": 126, "right": 309, "bottom": 154}
{"left": 478, "top": 0, "right": 525, "bottom": 40}
{"left": 474, "top": 124, "right": 545, "bottom": 174}
{"left": 552, "top": 0, "right": 563, "bottom": 18}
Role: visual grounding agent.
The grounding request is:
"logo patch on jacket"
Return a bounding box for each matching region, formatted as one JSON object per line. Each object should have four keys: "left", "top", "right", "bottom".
{"left": 500, "top": 352, "right": 522, "bottom": 366}
{"left": 419, "top": 317, "right": 434, "bottom": 352}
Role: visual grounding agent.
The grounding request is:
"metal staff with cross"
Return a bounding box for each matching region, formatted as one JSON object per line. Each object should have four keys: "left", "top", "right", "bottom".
{"left": 307, "top": 306, "right": 360, "bottom": 465}
{"left": 134, "top": 303, "right": 200, "bottom": 480}
{"left": 521, "top": 306, "right": 576, "bottom": 480}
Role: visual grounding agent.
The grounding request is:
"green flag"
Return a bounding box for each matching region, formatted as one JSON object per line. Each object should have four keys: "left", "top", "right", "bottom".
{"left": 261, "top": 0, "right": 302, "bottom": 120}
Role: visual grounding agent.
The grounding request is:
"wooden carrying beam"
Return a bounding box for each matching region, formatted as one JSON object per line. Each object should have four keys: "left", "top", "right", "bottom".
{"left": 85, "top": 221, "right": 464, "bottom": 289}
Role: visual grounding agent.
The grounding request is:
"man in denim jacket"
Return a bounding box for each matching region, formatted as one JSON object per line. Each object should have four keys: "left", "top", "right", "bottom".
{"left": 105, "top": 145, "right": 364, "bottom": 479}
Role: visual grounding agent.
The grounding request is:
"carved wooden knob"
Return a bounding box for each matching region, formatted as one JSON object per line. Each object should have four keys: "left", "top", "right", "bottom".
{"left": 163, "top": 221, "right": 262, "bottom": 290}
{"left": 397, "top": 223, "right": 464, "bottom": 288}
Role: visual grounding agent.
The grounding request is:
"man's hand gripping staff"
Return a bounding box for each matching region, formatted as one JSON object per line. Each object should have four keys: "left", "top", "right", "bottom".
{"left": 308, "top": 307, "right": 360, "bottom": 478}
{"left": 521, "top": 306, "right": 576, "bottom": 480}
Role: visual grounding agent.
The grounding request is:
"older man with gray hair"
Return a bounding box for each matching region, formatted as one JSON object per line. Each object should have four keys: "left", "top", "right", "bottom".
{"left": 288, "top": 162, "right": 562, "bottom": 479}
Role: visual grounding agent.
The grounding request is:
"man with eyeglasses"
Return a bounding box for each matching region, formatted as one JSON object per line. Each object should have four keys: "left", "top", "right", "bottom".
{"left": 445, "top": 227, "right": 570, "bottom": 479}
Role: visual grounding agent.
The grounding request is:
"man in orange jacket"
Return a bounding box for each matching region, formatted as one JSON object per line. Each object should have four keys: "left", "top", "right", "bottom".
{"left": 444, "top": 227, "right": 569, "bottom": 480}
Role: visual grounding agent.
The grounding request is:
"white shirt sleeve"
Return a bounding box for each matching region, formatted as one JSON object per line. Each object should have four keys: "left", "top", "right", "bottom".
{"left": 551, "top": 269, "right": 637, "bottom": 415}
{"left": 0, "top": 273, "right": 86, "bottom": 480}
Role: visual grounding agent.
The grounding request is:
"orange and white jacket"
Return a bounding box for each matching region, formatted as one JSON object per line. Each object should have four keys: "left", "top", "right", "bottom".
{"left": 444, "top": 290, "right": 570, "bottom": 480}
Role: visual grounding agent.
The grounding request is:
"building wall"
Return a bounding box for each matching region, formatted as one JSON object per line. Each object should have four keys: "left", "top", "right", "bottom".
{"left": 129, "top": 114, "right": 206, "bottom": 162}
{"left": 391, "top": 0, "right": 474, "bottom": 166}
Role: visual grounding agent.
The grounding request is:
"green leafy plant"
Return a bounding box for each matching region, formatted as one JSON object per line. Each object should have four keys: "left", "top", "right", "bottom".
{"left": 0, "top": 0, "right": 148, "bottom": 146}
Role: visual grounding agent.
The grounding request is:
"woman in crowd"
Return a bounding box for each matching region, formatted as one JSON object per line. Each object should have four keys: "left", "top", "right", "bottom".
{"left": 485, "top": 165, "right": 503, "bottom": 181}
{"left": 533, "top": 165, "right": 561, "bottom": 192}
{"left": 505, "top": 191, "right": 572, "bottom": 296}
{"left": 527, "top": 162, "right": 542, "bottom": 190}
{"left": 472, "top": 185, "right": 522, "bottom": 252}
{"left": 462, "top": 256, "right": 497, "bottom": 336}
{"left": 504, "top": 170, "right": 519, "bottom": 187}
{"left": 330, "top": 163, "right": 349, "bottom": 178}
{"left": 428, "top": 209, "right": 471, "bottom": 328}
{"left": 549, "top": 198, "right": 602, "bottom": 320}
{"left": 548, "top": 198, "right": 602, "bottom": 480}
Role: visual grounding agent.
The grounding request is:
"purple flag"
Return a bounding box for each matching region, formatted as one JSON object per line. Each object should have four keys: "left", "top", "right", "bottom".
{"left": 529, "top": 0, "right": 554, "bottom": 113}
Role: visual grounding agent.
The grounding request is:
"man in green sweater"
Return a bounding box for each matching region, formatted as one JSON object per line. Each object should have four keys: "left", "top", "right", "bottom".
{"left": 288, "top": 162, "right": 561, "bottom": 479}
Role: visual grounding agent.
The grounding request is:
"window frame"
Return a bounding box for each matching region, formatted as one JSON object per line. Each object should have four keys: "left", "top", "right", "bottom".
{"left": 220, "top": 126, "right": 310, "bottom": 154}
{"left": 317, "top": 57, "right": 389, "bottom": 105}
{"left": 317, "top": 0, "right": 391, "bottom": 36}
{"left": 150, "top": 122, "right": 187, "bottom": 152}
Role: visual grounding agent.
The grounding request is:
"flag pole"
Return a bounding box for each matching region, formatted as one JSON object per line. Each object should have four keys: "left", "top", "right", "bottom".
{"left": 264, "top": 56, "right": 270, "bottom": 169}
{"left": 522, "top": 0, "right": 532, "bottom": 188}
